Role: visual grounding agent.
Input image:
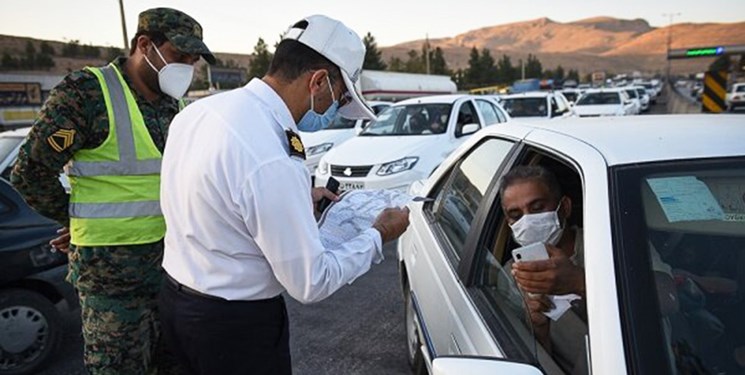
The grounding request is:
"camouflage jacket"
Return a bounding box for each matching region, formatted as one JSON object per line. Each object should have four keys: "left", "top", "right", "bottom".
{"left": 10, "top": 57, "right": 178, "bottom": 227}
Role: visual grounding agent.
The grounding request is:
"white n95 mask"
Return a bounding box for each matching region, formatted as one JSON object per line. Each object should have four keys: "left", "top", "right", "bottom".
{"left": 509, "top": 203, "right": 564, "bottom": 247}
{"left": 144, "top": 43, "right": 194, "bottom": 100}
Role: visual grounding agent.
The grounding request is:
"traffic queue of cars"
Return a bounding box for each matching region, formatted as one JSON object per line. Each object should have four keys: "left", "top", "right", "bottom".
{"left": 398, "top": 114, "right": 745, "bottom": 375}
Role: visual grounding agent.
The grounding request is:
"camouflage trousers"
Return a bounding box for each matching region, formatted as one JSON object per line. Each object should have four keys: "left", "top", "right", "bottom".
{"left": 67, "top": 241, "right": 177, "bottom": 375}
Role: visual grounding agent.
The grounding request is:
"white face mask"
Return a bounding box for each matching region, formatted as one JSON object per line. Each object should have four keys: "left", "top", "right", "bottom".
{"left": 144, "top": 43, "right": 194, "bottom": 100}
{"left": 509, "top": 202, "right": 564, "bottom": 247}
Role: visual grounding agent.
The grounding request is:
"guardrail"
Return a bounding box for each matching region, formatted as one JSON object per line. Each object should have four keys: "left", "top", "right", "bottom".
{"left": 666, "top": 81, "right": 701, "bottom": 114}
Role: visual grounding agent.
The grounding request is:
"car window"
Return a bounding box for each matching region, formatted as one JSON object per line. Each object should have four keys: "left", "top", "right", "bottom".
{"left": 555, "top": 94, "right": 569, "bottom": 114}
{"left": 576, "top": 92, "right": 621, "bottom": 105}
{"left": 475, "top": 99, "right": 500, "bottom": 125}
{"left": 614, "top": 158, "right": 745, "bottom": 374}
{"left": 502, "top": 97, "right": 548, "bottom": 118}
{"left": 471, "top": 152, "right": 588, "bottom": 375}
{"left": 495, "top": 105, "right": 508, "bottom": 123}
{"left": 454, "top": 101, "right": 480, "bottom": 137}
{"left": 361, "top": 103, "right": 453, "bottom": 136}
{"left": 429, "top": 138, "right": 515, "bottom": 262}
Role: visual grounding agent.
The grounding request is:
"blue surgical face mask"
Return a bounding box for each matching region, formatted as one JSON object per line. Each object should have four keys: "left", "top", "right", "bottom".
{"left": 297, "top": 76, "right": 339, "bottom": 132}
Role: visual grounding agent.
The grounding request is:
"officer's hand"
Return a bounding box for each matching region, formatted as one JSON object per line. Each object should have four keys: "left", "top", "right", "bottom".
{"left": 372, "top": 207, "right": 410, "bottom": 243}
{"left": 311, "top": 187, "right": 340, "bottom": 216}
{"left": 50, "top": 227, "right": 71, "bottom": 253}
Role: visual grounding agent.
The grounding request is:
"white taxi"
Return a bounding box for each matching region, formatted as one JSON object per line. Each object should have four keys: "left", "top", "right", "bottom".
{"left": 398, "top": 115, "right": 745, "bottom": 375}
{"left": 314, "top": 95, "right": 509, "bottom": 191}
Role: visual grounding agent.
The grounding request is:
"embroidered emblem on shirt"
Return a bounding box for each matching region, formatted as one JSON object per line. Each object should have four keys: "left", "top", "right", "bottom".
{"left": 285, "top": 130, "right": 306, "bottom": 160}
{"left": 47, "top": 129, "right": 75, "bottom": 152}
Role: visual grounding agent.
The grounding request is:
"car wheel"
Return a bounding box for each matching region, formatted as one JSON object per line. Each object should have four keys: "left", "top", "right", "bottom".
{"left": 404, "top": 288, "right": 427, "bottom": 375}
{"left": 0, "top": 289, "right": 62, "bottom": 375}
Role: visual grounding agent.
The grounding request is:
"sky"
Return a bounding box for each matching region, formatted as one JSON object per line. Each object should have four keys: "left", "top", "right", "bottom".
{"left": 0, "top": 0, "right": 743, "bottom": 54}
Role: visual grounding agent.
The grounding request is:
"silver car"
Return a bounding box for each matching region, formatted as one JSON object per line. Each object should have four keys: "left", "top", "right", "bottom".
{"left": 398, "top": 115, "right": 745, "bottom": 375}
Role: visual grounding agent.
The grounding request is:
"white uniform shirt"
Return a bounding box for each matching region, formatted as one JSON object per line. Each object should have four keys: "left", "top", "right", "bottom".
{"left": 161, "top": 78, "right": 383, "bottom": 303}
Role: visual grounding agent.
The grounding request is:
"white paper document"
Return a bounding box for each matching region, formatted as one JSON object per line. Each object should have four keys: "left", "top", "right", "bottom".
{"left": 544, "top": 294, "right": 582, "bottom": 321}
{"left": 646, "top": 176, "right": 724, "bottom": 222}
{"left": 317, "top": 189, "right": 414, "bottom": 249}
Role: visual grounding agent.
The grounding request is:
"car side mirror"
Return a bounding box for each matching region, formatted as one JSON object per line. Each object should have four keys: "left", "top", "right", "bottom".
{"left": 458, "top": 123, "right": 479, "bottom": 137}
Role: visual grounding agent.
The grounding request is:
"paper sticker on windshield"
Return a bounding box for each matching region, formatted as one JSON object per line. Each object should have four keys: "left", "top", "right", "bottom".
{"left": 647, "top": 176, "right": 724, "bottom": 222}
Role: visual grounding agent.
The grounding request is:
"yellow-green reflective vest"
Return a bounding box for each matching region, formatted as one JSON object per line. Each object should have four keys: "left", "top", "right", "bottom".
{"left": 67, "top": 64, "right": 165, "bottom": 246}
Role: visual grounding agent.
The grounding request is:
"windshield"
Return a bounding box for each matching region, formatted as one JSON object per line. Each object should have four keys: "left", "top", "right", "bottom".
{"left": 736, "top": 85, "right": 745, "bottom": 93}
{"left": 625, "top": 89, "right": 638, "bottom": 99}
{"left": 325, "top": 115, "right": 358, "bottom": 130}
{"left": 614, "top": 157, "right": 745, "bottom": 374}
{"left": 635, "top": 88, "right": 646, "bottom": 97}
{"left": 576, "top": 92, "right": 621, "bottom": 105}
{"left": 360, "top": 103, "right": 452, "bottom": 136}
{"left": 501, "top": 97, "right": 548, "bottom": 117}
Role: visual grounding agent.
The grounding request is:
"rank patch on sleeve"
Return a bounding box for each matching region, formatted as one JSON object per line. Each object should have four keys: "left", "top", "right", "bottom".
{"left": 47, "top": 129, "right": 75, "bottom": 152}
{"left": 285, "top": 130, "right": 306, "bottom": 160}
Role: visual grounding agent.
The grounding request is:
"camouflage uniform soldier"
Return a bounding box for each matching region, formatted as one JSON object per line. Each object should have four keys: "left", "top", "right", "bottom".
{"left": 11, "top": 8, "right": 214, "bottom": 374}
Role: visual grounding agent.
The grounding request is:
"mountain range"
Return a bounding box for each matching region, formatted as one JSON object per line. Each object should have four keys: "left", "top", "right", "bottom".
{"left": 380, "top": 16, "right": 745, "bottom": 75}
{"left": 1, "top": 16, "right": 743, "bottom": 77}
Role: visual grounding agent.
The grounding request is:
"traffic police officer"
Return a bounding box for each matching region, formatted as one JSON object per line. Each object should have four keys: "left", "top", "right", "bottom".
{"left": 11, "top": 7, "right": 214, "bottom": 374}
{"left": 157, "top": 15, "right": 410, "bottom": 374}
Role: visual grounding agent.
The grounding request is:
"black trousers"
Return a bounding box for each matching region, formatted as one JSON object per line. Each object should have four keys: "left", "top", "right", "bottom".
{"left": 159, "top": 274, "right": 291, "bottom": 375}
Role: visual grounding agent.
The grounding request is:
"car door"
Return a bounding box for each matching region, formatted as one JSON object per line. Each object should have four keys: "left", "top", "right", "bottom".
{"left": 404, "top": 136, "right": 518, "bottom": 362}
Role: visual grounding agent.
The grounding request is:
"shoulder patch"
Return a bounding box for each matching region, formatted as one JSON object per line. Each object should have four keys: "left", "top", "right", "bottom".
{"left": 47, "top": 129, "right": 75, "bottom": 152}
{"left": 285, "top": 130, "right": 306, "bottom": 160}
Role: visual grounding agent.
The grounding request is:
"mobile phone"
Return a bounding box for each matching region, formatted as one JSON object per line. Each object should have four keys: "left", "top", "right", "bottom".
{"left": 318, "top": 176, "right": 340, "bottom": 212}
{"left": 511, "top": 242, "right": 549, "bottom": 263}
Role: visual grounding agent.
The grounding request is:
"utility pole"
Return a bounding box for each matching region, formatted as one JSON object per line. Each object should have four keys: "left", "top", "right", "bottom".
{"left": 119, "top": 0, "right": 129, "bottom": 51}
{"left": 663, "top": 12, "right": 680, "bottom": 84}
{"left": 424, "top": 34, "right": 431, "bottom": 75}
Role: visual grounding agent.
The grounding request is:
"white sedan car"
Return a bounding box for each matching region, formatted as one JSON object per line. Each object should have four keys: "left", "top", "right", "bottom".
{"left": 573, "top": 88, "right": 635, "bottom": 117}
{"left": 500, "top": 92, "right": 574, "bottom": 121}
{"left": 398, "top": 115, "right": 745, "bottom": 375}
{"left": 315, "top": 95, "right": 509, "bottom": 191}
{"left": 300, "top": 101, "right": 392, "bottom": 178}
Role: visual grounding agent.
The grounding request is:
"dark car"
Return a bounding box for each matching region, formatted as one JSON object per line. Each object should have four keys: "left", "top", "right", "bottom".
{"left": 0, "top": 178, "right": 76, "bottom": 375}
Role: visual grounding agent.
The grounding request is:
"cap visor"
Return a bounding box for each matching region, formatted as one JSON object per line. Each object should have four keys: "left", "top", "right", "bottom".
{"left": 169, "top": 34, "right": 216, "bottom": 64}
{"left": 338, "top": 71, "right": 375, "bottom": 120}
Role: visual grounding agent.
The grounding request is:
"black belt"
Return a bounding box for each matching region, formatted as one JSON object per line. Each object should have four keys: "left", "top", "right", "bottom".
{"left": 164, "top": 273, "right": 283, "bottom": 304}
{"left": 164, "top": 273, "right": 226, "bottom": 302}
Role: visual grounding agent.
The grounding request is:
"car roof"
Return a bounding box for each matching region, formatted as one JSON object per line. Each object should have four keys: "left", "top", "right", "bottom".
{"left": 0, "top": 127, "right": 31, "bottom": 138}
{"left": 393, "top": 94, "right": 476, "bottom": 106}
{"left": 583, "top": 88, "right": 624, "bottom": 94}
{"left": 502, "top": 92, "right": 551, "bottom": 99}
{"left": 487, "top": 115, "right": 745, "bottom": 166}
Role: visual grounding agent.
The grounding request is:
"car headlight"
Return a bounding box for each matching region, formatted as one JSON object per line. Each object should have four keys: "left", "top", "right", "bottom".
{"left": 377, "top": 157, "right": 419, "bottom": 176}
{"left": 318, "top": 161, "right": 329, "bottom": 175}
{"left": 306, "top": 142, "right": 333, "bottom": 156}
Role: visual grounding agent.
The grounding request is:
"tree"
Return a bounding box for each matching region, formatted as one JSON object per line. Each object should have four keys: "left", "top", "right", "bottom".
{"left": 430, "top": 47, "right": 450, "bottom": 75}
{"left": 40, "top": 41, "right": 55, "bottom": 56}
{"left": 62, "top": 40, "right": 80, "bottom": 57}
{"left": 554, "top": 65, "right": 565, "bottom": 81}
{"left": 525, "top": 54, "right": 542, "bottom": 78}
{"left": 387, "top": 56, "right": 405, "bottom": 72}
{"left": 478, "top": 48, "right": 497, "bottom": 85}
{"left": 247, "top": 37, "right": 273, "bottom": 79}
{"left": 362, "top": 32, "right": 386, "bottom": 70}
{"left": 23, "top": 41, "right": 36, "bottom": 68}
{"left": 1, "top": 52, "right": 19, "bottom": 70}
{"left": 567, "top": 69, "right": 580, "bottom": 82}
{"left": 404, "top": 49, "right": 424, "bottom": 73}
{"left": 464, "top": 47, "right": 480, "bottom": 88}
{"left": 496, "top": 54, "right": 516, "bottom": 84}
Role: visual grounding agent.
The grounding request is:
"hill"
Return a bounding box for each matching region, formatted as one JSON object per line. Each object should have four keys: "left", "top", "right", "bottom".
{"left": 381, "top": 17, "right": 745, "bottom": 75}
{"left": 1, "top": 16, "right": 743, "bottom": 79}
